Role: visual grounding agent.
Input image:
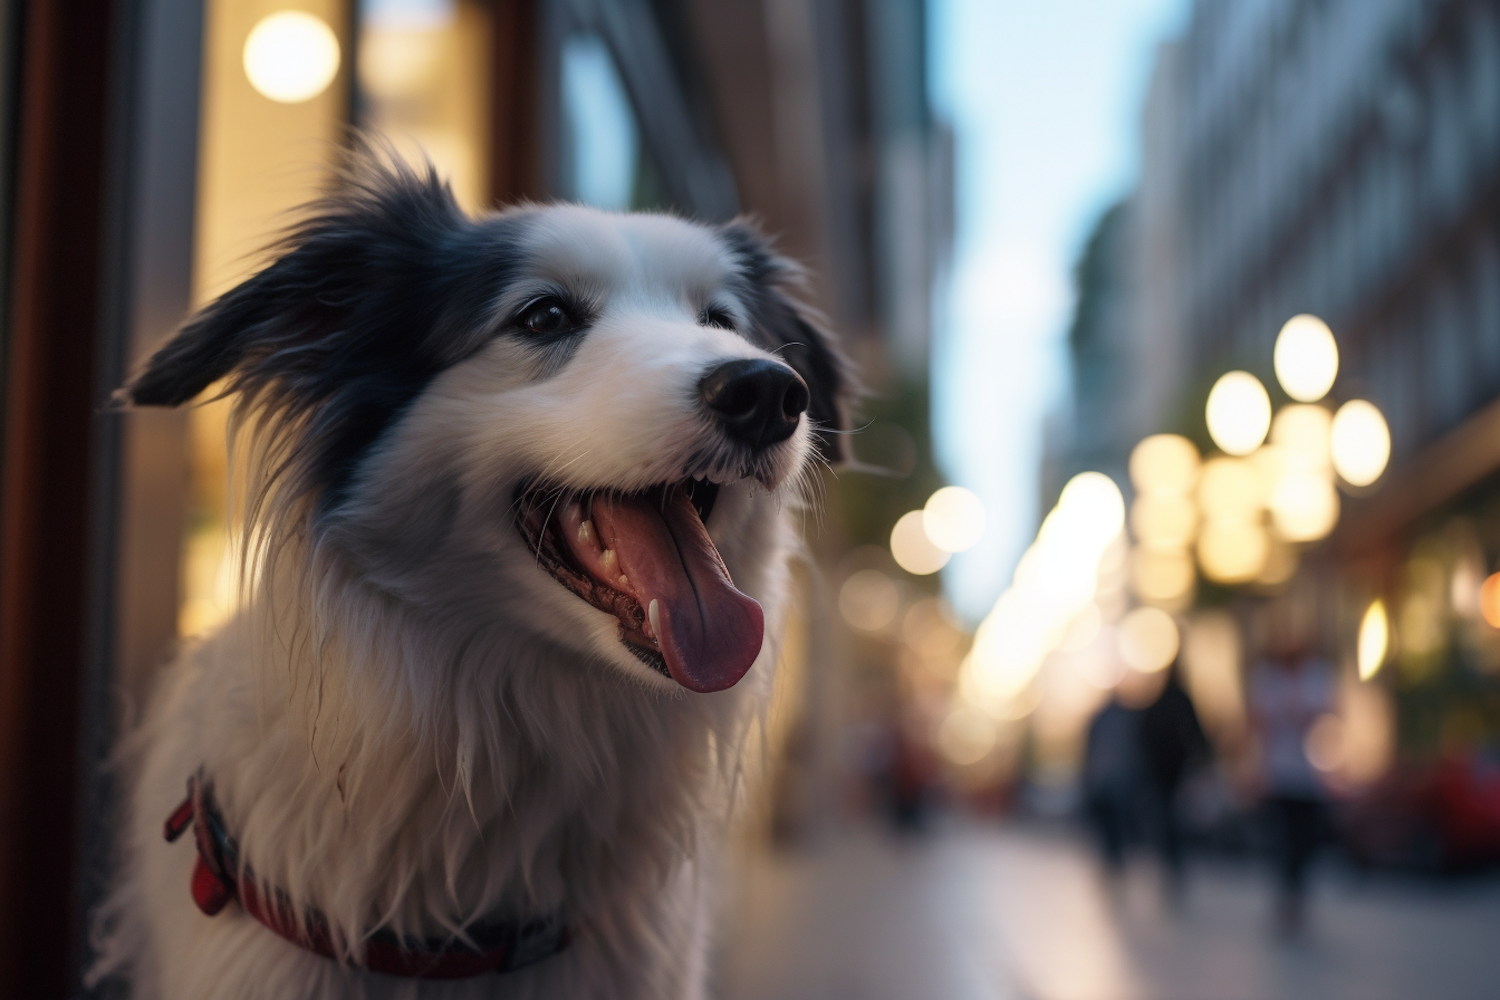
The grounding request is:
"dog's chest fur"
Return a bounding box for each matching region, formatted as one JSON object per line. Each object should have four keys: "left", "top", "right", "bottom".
{"left": 96, "top": 526, "right": 789, "bottom": 1000}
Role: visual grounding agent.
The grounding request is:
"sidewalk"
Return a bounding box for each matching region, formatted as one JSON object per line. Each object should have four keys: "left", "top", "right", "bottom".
{"left": 715, "top": 824, "right": 1500, "bottom": 1000}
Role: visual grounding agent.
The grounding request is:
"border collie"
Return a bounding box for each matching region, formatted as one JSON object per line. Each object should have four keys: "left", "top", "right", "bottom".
{"left": 87, "top": 149, "right": 849, "bottom": 999}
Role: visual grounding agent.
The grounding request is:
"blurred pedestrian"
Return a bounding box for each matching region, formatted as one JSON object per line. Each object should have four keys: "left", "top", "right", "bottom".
{"left": 1138, "top": 663, "right": 1209, "bottom": 900}
{"left": 1249, "top": 639, "right": 1335, "bottom": 935}
{"left": 1084, "top": 693, "right": 1141, "bottom": 878}
{"left": 886, "top": 720, "right": 938, "bottom": 834}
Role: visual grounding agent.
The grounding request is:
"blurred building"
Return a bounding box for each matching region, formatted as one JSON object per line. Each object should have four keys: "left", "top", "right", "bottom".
{"left": 0, "top": 0, "right": 948, "bottom": 992}
{"left": 1053, "top": 0, "right": 1500, "bottom": 815}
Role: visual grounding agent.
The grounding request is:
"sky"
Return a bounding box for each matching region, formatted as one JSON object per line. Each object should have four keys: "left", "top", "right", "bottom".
{"left": 929, "top": 0, "right": 1191, "bottom": 623}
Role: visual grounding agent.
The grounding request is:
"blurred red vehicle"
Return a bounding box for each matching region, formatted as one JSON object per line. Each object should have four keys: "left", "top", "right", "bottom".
{"left": 1342, "top": 755, "right": 1500, "bottom": 872}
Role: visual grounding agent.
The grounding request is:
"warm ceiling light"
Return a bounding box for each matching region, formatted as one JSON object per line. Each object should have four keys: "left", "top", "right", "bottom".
{"left": 1206, "top": 371, "right": 1271, "bottom": 456}
{"left": 1274, "top": 314, "right": 1339, "bottom": 402}
{"left": 890, "top": 510, "right": 950, "bottom": 575}
{"left": 1118, "top": 606, "right": 1179, "bottom": 672}
{"left": 923, "top": 486, "right": 986, "bottom": 553}
{"left": 244, "top": 11, "right": 341, "bottom": 104}
{"left": 1358, "top": 599, "right": 1388, "bottom": 680}
{"left": 1330, "top": 399, "right": 1391, "bottom": 487}
{"left": 1129, "top": 434, "right": 1201, "bottom": 495}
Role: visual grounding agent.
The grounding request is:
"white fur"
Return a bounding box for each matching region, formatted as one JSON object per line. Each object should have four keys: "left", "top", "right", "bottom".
{"left": 88, "top": 206, "right": 822, "bottom": 999}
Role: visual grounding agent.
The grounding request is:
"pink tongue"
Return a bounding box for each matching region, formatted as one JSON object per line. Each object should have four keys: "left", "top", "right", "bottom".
{"left": 587, "top": 489, "right": 764, "bottom": 692}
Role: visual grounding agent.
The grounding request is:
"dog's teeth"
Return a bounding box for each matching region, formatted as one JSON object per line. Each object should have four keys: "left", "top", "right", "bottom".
{"left": 577, "top": 520, "right": 597, "bottom": 547}
{"left": 600, "top": 548, "right": 617, "bottom": 570}
{"left": 618, "top": 574, "right": 629, "bottom": 587}
{"left": 648, "top": 599, "right": 661, "bottom": 642}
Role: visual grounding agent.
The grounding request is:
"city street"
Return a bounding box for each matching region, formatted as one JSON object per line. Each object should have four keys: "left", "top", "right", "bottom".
{"left": 717, "top": 824, "right": 1500, "bottom": 1000}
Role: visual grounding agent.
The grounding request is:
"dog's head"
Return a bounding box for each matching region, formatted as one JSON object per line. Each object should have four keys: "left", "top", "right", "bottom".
{"left": 127, "top": 156, "right": 850, "bottom": 694}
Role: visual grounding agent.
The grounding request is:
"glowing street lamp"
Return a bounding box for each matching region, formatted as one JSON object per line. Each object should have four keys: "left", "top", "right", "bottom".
{"left": 1330, "top": 400, "right": 1391, "bottom": 487}
{"left": 890, "top": 510, "right": 949, "bottom": 575}
{"left": 923, "top": 486, "right": 986, "bottom": 553}
{"left": 1270, "top": 404, "right": 1333, "bottom": 471}
{"left": 1117, "top": 606, "right": 1179, "bottom": 672}
{"left": 1268, "top": 471, "right": 1340, "bottom": 542}
{"left": 1358, "top": 599, "right": 1389, "bottom": 680}
{"left": 1129, "top": 434, "right": 1201, "bottom": 495}
{"left": 1206, "top": 371, "right": 1271, "bottom": 456}
{"left": 244, "top": 12, "right": 341, "bottom": 104}
{"left": 1274, "top": 314, "right": 1339, "bottom": 402}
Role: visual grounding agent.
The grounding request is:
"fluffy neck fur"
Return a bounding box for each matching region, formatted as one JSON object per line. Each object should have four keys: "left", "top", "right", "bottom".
{"left": 189, "top": 519, "right": 776, "bottom": 973}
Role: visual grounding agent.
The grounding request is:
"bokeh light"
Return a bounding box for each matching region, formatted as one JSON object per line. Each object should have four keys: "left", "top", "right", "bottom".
{"left": 1480, "top": 573, "right": 1500, "bottom": 629}
{"left": 1274, "top": 314, "right": 1339, "bottom": 402}
{"left": 1131, "top": 547, "right": 1195, "bottom": 604}
{"left": 890, "top": 510, "right": 950, "bottom": 575}
{"left": 1268, "top": 470, "right": 1340, "bottom": 542}
{"left": 1056, "top": 602, "right": 1102, "bottom": 653}
{"left": 243, "top": 12, "right": 341, "bottom": 104}
{"left": 1182, "top": 611, "right": 1245, "bottom": 737}
{"left": 1056, "top": 471, "right": 1126, "bottom": 541}
{"left": 937, "top": 706, "right": 998, "bottom": 766}
{"left": 1129, "top": 434, "right": 1200, "bottom": 495}
{"left": 903, "top": 597, "right": 964, "bottom": 657}
{"left": 1130, "top": 494, "right": 1198, "bottom": 548}
{"left": 1205, "top": 371, "right": 1272, "bottom": 456}
{"left": 1117, "top": 606, "right": 1179, "bottom": 672}
{"left": 1256, "top": 535, "right": 1300, "bottom": 586}
{"left": 1197, "top": 456, "right": 1264, "bottom": 520}
{"left": 1270, "top": 404, "right": 1333, "bottom": 470}
{"left": 923, "top": 485, "right": 986, "bottom": 553}
{"left": 1358, "top": 598, "right": 1389, "bottom": 680}
{"left": 838, "top": 569, "right": 899, "bottom": 632}
{"left": 1196, "top": 519, "right": 1268, "bottom": 584}
{"left": 1304, "top": 713, "right": 1347, "bottom": 772}
{"left": 1331, "top": 399, "right": 1391, "bottom": 487}
{"left": 957, "top": 471, "right": 1125, "bottom": 720}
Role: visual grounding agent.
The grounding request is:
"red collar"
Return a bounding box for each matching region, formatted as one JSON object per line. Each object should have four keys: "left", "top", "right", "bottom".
{"left": 163, "top": 772, "right": 572, "bottom": 979}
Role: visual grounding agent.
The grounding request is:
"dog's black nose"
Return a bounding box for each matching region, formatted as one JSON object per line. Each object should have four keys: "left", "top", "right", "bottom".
{"left": 699, "top": 359, "right": 810, "bottom": 450}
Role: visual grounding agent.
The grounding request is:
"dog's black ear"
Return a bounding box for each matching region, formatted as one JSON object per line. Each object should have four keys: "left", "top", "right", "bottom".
{"left": 125, "top": 265, "right": 291, "bottom": 407}
{"left": 719, "top": 220, "right": 855, "bottom": 464}
{"left": 122, "top": 148, "right": 520, "bottom": 504}
{"left": 125, "top": 154, "right": 468, "bottom": 411}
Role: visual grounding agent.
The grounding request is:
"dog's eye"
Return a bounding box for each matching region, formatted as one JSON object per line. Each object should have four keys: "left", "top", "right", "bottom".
{"left": 519, "top": 297, "right": 577, "bottom": 336}
{"left": 698, "top": 306, "right": 735, "bottom": 331}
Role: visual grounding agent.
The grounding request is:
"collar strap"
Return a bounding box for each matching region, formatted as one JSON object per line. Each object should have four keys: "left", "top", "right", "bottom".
{"left": 163, "top": 772, "right": 572, "bottom": 979}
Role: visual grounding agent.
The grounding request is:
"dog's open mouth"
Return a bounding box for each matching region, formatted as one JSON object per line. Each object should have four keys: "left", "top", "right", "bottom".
{"left": 516, "top": 479, "right": 765, "bottom": 692}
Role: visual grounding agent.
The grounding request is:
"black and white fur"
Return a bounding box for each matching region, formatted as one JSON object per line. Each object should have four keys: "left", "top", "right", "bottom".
{"left": 87, "top": 151, "right": 849, "bottom": 1000}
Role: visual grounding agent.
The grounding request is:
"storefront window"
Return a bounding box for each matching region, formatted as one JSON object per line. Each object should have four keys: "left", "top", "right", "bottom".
{"left": 358, "top": 0, "right": 493, "bottom": 211}
{"left": 181, "top": 0, "right": 353, "bottom": 637}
